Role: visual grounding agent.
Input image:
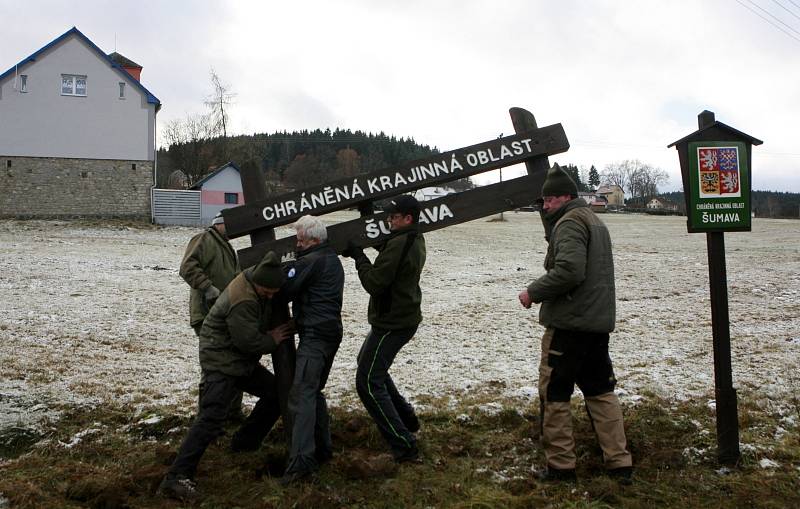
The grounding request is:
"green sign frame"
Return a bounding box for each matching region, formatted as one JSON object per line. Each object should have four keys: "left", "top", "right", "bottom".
{"left": 687, "top": 141, "right": 751, "bottom": 232}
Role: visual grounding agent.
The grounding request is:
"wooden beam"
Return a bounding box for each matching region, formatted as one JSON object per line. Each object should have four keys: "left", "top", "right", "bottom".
{"left": 237, "top": 165, "right": 294, "bottom": 447}
{"left": 223, "top": 124, "right": 568, "bottom": 238}
{"left": 237, "top": 174, "right": 544, "bottom": 268}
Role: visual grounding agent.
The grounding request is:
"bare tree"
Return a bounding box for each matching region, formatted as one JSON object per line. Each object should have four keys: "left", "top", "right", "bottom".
{"left": 336, "top": 147, "right": 361, "bottom": 178}
{"left": 284, "top": 154, "right": 319, "bottom": 189}
{"left": 161, "top": 113, "right": 215, "bottom": 186}
{"left": 204, "top": 68, "right": 236, "bottom": 138}
{"left": 602, "top": 159, "right": 669, "bottom": 203}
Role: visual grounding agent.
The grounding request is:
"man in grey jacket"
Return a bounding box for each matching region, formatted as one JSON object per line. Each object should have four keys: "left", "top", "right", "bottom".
{"left": 518, "top": 165, "right": 633, "bottom": 483}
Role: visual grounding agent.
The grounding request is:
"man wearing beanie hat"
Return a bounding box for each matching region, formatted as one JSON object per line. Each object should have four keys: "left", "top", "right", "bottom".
{"left": 159, "top": 252, "right": 293, "bottom": 501}
{"left": 518, "top": 164, "right": 633, "bottom": 484}
{"left": 343, "top": 194, "right": 426, "bottom": 464}
{"left": 179, "top": 212, "right": 244, "bottom": 418}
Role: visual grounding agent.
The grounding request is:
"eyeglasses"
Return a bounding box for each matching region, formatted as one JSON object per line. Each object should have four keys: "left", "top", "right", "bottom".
{"left": 388, "top": 213, "right": 406, "bottom": 221}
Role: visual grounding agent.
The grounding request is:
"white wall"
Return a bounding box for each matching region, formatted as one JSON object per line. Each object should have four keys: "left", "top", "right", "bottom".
{"left": 200, "top": 166, "right": 243, "bottom": 225}
{"left": 0, "top": 35, "right": 156, "bottom": 160}
{"left": 202, "top": 166, "right": 243, "bottom": 193}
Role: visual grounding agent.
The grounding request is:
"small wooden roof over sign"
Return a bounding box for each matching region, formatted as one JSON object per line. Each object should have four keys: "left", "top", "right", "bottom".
{"left": 668, "top": 111, "right": 763, "bottom": 147}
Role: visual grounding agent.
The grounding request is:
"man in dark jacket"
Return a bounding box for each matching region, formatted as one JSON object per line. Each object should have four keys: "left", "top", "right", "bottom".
{"left": 179, "top": 213, "right": 243, "bottom": 416}
{"left": 279, "top": 215, "right": 345, "bottom": 484}
{"left": 344, "top": 195, "right": 426, "bottom": 463}
{"left": 518, "top": 165, "right": 633, "bottom": 483}
{"left": 158, "top": 252, "right": 293, "bottom": 502}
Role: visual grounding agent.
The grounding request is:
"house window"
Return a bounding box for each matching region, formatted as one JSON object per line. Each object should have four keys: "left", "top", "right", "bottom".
{"left": 20, "top": 75, "right": 28, "bottom": 93}
{"left": 131, "top": 163, "right": 136, "bottom": 170}
{"left": 61, "top": 75, "right": 87, "bottom": 96}
{"left": 224, "top": 193, "right": 238, "bottom": 204}
{"left": 6, "top": 160, "right": 11, "bottom": 168}
{"left": 119, "top": 82, "right": 125, "bottom": 99}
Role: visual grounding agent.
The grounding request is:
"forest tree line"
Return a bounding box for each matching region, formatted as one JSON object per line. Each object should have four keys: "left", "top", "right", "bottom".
{"left": 157, "top": 128, "right": 476, "bottom": 193}
{"left": 659, "top": 191, "right": 800, "bottom": 218}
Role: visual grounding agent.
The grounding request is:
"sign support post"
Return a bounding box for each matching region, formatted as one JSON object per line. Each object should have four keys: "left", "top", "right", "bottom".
{"left": 669, "top": 110, "right": 762, "bottom": 465}
{"left": 239, "top": 165, "right": 295, "bottom": 445}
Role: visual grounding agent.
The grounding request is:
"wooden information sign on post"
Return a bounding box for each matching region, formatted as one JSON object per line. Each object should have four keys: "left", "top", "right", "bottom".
{"left": 668, "top": 110, "right": 762, "bottom": 465}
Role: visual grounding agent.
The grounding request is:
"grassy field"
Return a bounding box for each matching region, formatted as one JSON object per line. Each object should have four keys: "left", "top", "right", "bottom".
{"left": 1, "top": 389, "right": 798, "bottom": 509}
{"left": 1, "top": 214, "right": 799, "bottom": 507}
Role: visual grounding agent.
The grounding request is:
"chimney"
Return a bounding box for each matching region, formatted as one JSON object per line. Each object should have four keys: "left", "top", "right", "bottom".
{"left": 108, "top": 52, "right": 143, "bottom": 81}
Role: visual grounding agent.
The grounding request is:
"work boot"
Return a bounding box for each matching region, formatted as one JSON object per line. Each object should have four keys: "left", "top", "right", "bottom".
{"left": 156, "top": 476, "right": 199, "bottom": 502}
{"left": 393, "top": 445, "right": 421, "bottom": 464}
{"left": 229, "top": 431, "right": 262, "bottom": 453}
{"left": 403, "top": 412, "right": 420, "bottom": 433}
{"left": 278, "top": 469, "right": 316, "bottom": 486}
{"left": 607, "top": 466, "right": 633, "bottom": 485}
{"left": 315, "top": 448, "right": 333, "bottom": 466}
{"left": 535, "top": 466, "right": 577, "bottom": 482}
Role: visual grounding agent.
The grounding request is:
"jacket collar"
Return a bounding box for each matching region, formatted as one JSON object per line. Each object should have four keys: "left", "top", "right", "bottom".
{"left": 542, "top": 198, "right": 588, "bottom": 236}
{"left": 207, "top": 226, "right": 237, "bottom": 261}
{"left": 296, "top": 240, "right": 331, "bottom": 258}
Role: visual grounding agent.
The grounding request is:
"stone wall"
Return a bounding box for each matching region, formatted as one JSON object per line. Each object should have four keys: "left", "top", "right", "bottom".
{"left": 0, "top": 156, "right": 153, "bottom": 218}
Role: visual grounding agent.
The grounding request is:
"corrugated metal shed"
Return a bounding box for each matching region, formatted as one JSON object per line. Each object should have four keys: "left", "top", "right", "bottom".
{"left": 152, "top": 189, "right": 201, "bottom": 226}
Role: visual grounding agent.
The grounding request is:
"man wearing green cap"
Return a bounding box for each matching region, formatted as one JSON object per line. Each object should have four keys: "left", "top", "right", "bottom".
{"left": 158, "top": 252, "right": 294, "bottom": 502}
{"left": 518, "top": 164, "right": 633, "bottom": 484}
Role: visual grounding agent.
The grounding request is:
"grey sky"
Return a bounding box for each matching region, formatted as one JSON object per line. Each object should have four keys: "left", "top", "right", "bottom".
{"left": 2, "top": 0, "right": 799, "bottom": 191}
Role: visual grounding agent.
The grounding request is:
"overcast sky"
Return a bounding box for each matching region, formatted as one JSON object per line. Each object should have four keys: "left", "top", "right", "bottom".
{"left": 3, "top": 0, "right": 799, "bottom": 191}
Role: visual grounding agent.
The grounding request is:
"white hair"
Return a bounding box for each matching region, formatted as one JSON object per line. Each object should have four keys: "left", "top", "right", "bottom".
{"left": 293, "top": 215, "right": 328, "bottom": 242}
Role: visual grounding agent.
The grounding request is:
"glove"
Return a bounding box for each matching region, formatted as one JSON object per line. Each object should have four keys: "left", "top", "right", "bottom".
{"left": 341, "top": 240, "right": 364, "bottom": 259}
{"left": 204, "top": 285, "right": 221, "bottom": 301}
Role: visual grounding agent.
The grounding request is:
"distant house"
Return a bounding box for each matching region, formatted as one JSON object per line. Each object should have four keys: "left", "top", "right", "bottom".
{"left": 190, "top": 162, "right": 244, "bottom": 225}
{"left": 579, "top": 192, "right": 608, "bottom": 212}
{"left": 647, "top": 197, "right": 678, "bottom": 211}
{"left": 596, "top": 184, "right": 624, "bottom": 206}
{"left": 0, "top": 27, "right": 161, "bottom": 218}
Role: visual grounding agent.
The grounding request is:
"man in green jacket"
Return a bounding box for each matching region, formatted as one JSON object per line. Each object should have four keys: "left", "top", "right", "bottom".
{"left": 179, "top": 213, "right": 243, "bottom": 416}
{"left": 344, "top": 194, "right": 426, "bottom": 463}
{"left": 158, "top": 252, "right": 293, "bottom": 502}
{"left": 518, "top": 165, "right": 633, "bottom": 483}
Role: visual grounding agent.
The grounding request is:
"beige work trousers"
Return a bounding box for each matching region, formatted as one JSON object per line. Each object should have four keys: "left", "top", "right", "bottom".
{"left": 538, "top": 327, "right": 632, "bottom": 470}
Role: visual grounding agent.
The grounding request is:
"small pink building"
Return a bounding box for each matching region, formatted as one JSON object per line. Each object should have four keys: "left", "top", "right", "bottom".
{"left": 190, "top": 162, "right": 244, "bottom": 224}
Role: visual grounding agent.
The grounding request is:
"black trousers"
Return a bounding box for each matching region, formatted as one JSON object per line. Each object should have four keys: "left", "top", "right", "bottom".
{"left": 167, "top": 365, "right": 280, "bottom": 480}
{"left": 285, "top": 324, "right": 342, "bottom": 474}
{"left": 544, "top": 328, "right": 617, "bottom": 402}
{"left": 193, "top": 323, "right": 243, "bottom": 416}
{"left": 355, "top": 326, "right": 418, "bottom": 457}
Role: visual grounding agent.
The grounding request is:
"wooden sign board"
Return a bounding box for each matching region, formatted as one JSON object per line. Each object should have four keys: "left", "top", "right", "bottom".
{"left": 237, "top": 174, "right": 542, "bottom": 267}
{"left": 686, "top": 141, "right": 751, "bottom": 232}
{"left": 223, "top": 124, "right": 568, "bottom": 238}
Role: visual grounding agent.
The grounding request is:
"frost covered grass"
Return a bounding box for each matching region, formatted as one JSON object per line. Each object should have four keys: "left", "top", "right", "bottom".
{"left": 0, "top": 391, "right": 798, "bottom": 508}
{"left": 0, "top": 213, "right": 798, "bottom": 506}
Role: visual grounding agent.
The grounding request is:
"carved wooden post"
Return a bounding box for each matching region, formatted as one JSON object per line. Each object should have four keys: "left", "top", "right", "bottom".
{"left": 239, "top": 166, "right": 295, "bottom": 445}
{"left": 698, "top": 111, "right": 739, "bottom": 465}
{"left": 509, "top": 107, "right": 551, "bottom": 188}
